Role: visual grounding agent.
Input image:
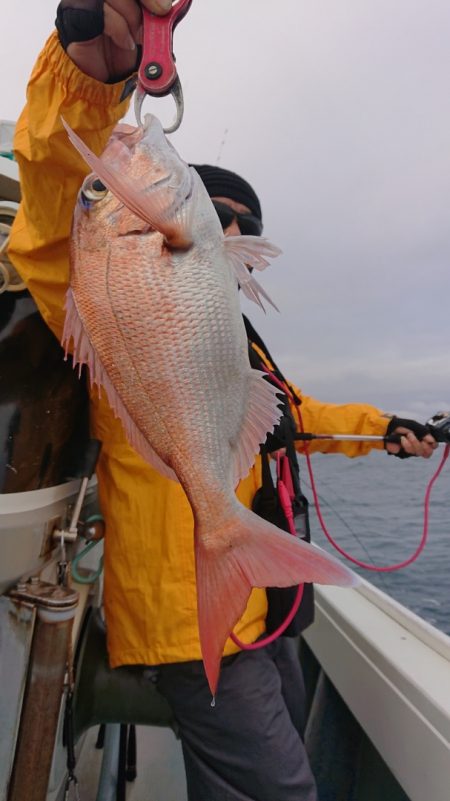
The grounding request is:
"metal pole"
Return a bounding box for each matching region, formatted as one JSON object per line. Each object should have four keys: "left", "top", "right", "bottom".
{"left": 295, "top": 434, "right": 388, "bottom": 442}
{"left": 95, "top": 725, "right": 121, "bottom": 801}
{"left": 7, "top": 583, "right": 78, "bottom": 801}
{"left": 294, "top": 433, "right": 402, "bottom": 444}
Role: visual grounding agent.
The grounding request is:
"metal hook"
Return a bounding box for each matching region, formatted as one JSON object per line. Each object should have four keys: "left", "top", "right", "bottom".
{"left": 134, "top": 1, "right": 191, "bottom": 132}
{"left": 134, "top": 75, "right": 184, "bottom": 133}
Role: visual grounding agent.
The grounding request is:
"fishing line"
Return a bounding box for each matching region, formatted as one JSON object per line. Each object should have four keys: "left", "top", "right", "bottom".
{"left": 216, "top": 128, "right": 229, "bottom": 165}
{"left": 300, "top": 473, "right": 388, "bottom": 581}
{"left": 230, "top": 366, "right": 449, "bottom": 651}
{"left": 304, "top": 438, "right": 449, "bottom": 571}
{"left": 276, "top": 370, "right": 450, "bottom": 572}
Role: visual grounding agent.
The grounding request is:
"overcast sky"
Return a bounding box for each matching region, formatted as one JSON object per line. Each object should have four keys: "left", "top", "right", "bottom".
{"left": 2, "top": 0, "right": 450, "bottom": 419}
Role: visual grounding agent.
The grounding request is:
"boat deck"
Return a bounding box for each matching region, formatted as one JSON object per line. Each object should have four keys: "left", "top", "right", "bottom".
{"left": 75, "top": 725, "right": 187, "bottom": 801}
{"left": 64, "top": 576, "right": 450, "bottom": 801}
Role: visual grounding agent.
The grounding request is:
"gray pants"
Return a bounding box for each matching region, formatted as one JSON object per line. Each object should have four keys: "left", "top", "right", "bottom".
{"left": 156, "top": 639, "right": 318, "bottom": 801}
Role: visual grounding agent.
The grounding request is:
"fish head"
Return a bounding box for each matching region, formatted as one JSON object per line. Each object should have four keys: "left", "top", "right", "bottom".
{"left": 66, "top": 115, "right": 221, "bottom": 253}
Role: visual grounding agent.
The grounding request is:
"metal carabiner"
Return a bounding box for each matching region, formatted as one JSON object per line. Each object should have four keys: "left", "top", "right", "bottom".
{"left": 135, "top": 0, "right": 193, "bottom": 132}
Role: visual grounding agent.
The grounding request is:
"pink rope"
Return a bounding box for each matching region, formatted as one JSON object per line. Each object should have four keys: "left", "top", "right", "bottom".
{"left": 230, "top": 585, "right": 304, "bottom": 650}
{"left": 304, "top": 436, "right": 449, "bottom": 571}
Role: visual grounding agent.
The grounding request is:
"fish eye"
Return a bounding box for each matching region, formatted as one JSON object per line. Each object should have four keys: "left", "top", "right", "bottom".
{"left": 81, "top": 177, "right": 109, "bottom": 205}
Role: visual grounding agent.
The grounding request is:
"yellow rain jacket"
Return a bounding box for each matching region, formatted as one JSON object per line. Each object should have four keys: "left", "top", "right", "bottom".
{"left": 9, "top": 33, "right": 390, "bottom": 667}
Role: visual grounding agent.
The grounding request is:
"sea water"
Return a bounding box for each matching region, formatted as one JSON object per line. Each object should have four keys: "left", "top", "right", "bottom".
{"left": 301, "top": 448, "right": 450, "bottom": 635}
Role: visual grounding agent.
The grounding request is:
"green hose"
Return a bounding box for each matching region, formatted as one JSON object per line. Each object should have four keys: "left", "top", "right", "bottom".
{"left": 71, "top": 514, "right": 104, "bottom": 584}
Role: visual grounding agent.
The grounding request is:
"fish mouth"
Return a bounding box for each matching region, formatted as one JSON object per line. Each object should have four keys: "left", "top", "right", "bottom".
{"left": 142, "top": 117, "right": 195, "bottom": 211}
{"left": 140, "top": 113, "right": 193, "bottom": 198}
{"left": 141, "top": 113, "right": 159, "bottom": 134}
{"left": 132, "top": 116, "right": 195, "bottom": 246}
{"left": 140, "top": 112, "right": 167, "bottom": 144}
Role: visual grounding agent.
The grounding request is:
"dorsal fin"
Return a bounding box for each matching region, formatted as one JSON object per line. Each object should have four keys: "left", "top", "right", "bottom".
{"left": 63, "top": 289, "right": 178, "bottom": 483}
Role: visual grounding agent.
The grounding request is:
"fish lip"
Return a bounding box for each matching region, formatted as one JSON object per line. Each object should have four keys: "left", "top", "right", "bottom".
{"left": 140, "top": 113, "right": 194, "bottom": 202}
{"left": 120, "top": 114, "right": 194, "bottom": 234}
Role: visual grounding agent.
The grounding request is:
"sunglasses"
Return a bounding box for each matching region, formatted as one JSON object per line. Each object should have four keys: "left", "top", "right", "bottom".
{"left": 212, "top": 201, "right": 263, "bottom": 237}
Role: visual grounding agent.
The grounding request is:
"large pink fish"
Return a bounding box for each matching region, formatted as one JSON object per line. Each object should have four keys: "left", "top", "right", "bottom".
{"left": 63, "top": 115, "right": 356, "bottom": 694}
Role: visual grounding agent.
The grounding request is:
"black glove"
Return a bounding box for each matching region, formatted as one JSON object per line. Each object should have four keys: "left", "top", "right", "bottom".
{"left": 56, "top": 0, "right": 104, "bottom": 51}
{"left": 55, "top": 0, "right": 141, "bottom": 86}
{"left": 264, "top": 404, "right": 296, "bottom": 453}
{"left": 386, "top": 416, "right": 431, "bottom": 459}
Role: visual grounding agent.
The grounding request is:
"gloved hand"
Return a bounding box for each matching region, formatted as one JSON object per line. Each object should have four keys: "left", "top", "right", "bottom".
{"left": 55, "top": 0, "right": 173, "bottom": 82}
{"left": 385, "top": 416, "right": 438, "bottom": 459}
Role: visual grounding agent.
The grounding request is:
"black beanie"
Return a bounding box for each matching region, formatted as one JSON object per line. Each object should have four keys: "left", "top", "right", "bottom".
{"left": 191, "top": 164, "right": 262, "bottom": 223}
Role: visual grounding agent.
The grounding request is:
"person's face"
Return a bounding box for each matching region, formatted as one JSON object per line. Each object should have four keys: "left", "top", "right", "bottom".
{"left": 211, "top": 196, "right": 253, "bottom": 237}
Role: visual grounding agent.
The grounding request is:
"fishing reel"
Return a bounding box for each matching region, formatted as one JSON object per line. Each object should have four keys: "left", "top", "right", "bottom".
{"left": 426, "top": 412, "right": 450, "bottom": 443}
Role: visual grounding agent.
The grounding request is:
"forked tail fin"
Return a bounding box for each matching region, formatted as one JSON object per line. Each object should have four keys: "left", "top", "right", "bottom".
{"left": 195, "top": 505, "right": 357, "bottom": 696}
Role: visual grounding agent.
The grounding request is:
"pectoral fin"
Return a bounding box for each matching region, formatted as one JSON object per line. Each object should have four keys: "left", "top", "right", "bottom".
{"left": 224, "top": 235, "right": 282, "bottom": 311}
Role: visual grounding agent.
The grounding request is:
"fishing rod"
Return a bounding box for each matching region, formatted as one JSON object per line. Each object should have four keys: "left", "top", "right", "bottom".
{"left": 294, "top": 411, "right": 450, "bottom": 445}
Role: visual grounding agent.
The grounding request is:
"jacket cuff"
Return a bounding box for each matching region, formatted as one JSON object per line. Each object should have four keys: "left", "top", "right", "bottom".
{"left": 40, "top": 30, "right": 133, "bottom": 111}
